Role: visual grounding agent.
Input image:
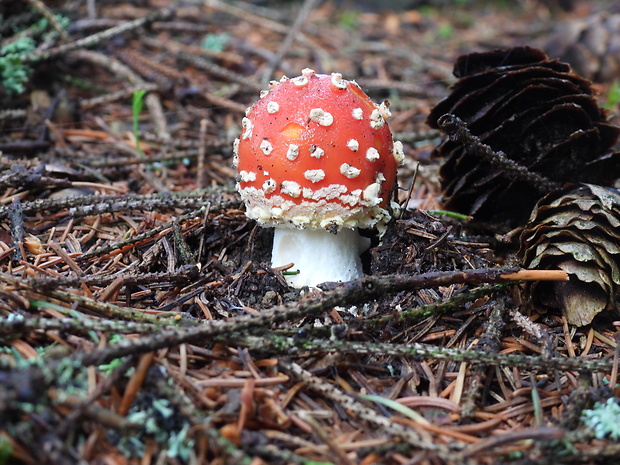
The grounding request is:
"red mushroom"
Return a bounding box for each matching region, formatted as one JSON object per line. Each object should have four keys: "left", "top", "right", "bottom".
{"left": 234, "top": 68, "right": 403, "bottom": 287}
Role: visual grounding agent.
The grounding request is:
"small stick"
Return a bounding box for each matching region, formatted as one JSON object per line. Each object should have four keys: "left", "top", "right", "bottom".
{"left": 500, "top": 269, "right": 568, "bottom": 282}
{"left": 609, "top": 337, "right": 620, "bottom": 390}
{"left": 0, "top": 190, "right": 237, "bottom": 220}
{"left": 69, "top": 49, "right": 146, "bottom": 85}
{"left": 145, "top": 92, "right": 169, "bottom": 141}
{"left": 461, "top": 300, "right": 505, "bottom": 418}
{"left": 77, "top": 207, "right": 204, "bottom": 262}
{"left": 401, "top": 161, "right": 419, "bottom": 210}
{"left": 48, "top": 241, "right": 84, "bottom": 276}
{"left": 197, "top": 119, "right": 208, "bottom": 188}
{"left": 8, "top": 199, "right": 25, "bottom": 262}
{"left": 176, "top": 51, "right": 263, "bottom": 92}
{"left": 437, "top": 114, "right": 561, "bottom": 194}
{"left": 25, "top": 8, "right": 175, "bottom": 62}
{"left": 262, "top": 0, "right": 320, "bottom": 83}
{"left": 462, "top": 427, "right": 564, "bottom": 458}
{"left": 80, "top": 83, "right": 159, "bottom": 109}
{"left": 27, "top": 0, "right": 71, "bottom": 41}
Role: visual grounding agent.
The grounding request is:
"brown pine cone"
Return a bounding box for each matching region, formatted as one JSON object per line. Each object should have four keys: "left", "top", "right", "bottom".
{"left": 519, "top": 183, "right": 620, "bottom": 326}
{"left": 427, "top": 47, "right": 620, "bottom": 228}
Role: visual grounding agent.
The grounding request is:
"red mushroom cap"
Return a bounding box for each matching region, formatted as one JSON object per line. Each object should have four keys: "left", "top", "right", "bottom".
{"left": 235, "top": 68, "right": 403, "bottom": 231}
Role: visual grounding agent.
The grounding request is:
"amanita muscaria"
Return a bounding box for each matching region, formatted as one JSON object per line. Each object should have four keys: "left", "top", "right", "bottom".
{"left": 234, "top": 68, "right": 404, "bottom": 287}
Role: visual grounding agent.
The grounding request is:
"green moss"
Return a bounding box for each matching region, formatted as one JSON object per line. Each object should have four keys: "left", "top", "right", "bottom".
{"left": 603, "top": 80, "right": 620, "bottom": 110}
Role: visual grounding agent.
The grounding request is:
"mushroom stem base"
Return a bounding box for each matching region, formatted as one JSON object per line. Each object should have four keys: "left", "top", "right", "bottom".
{"left": 272, "top": 227, "right": 369, "bottom": 288}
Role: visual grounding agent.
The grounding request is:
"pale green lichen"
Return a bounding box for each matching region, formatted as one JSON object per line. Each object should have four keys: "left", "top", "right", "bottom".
{"left": 118, "top": 397, "right": 194, "bottom": 460}
{"left": 0, "top": 37, "right": 35, "bottom": 95}
{"left": 582, "top": 398, "right": 620, "bottom": 440}
{"left": 0, "top": 13, "right": 69, "bottom": 95}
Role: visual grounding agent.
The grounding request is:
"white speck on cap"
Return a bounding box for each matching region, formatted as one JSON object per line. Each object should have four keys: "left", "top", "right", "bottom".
{"left": 340, "top": 163, "right": 361, "bottom": 179}
{"left": 347, "top": 139, "right": 359, "bottom": 152}
{"left": 292, "top": 75, "right": 309, "bottom": 87}
{"left": 304, "top": 169, "right": 326, "bottom": 183}
{"left": 302, "top": 68, "right": 316, "bottom": 75}
{"left": 309, "top": 108, "right": 334, "bottom": 126}
{"left": 331, "top": 73, "right": 347, "bottom": 89}
{"left": 281, "top": 180, "right": 302, "bottom": 198}
{"left": 263, "top": 179, "right": 276, "bottom": 194}
{"left": 260, "top": 140, "right": 273, "bottom": 155}
{"left": 392, "top": 141, "right": 405, "bottom": 164}
{"left": 370, "top": 109, "right": 385, "bottom": 129}
{"left": 366, "top": 147, "right": 380, "bottom": 162}
{"left": 241, "top": 117, "right": 253, "bottom": 139}
{"left": 232, "top": 138, "right": 240, "bottom": 168}
{"left": 378, "top": 101, "right": 391, "bottom": 120}
{"left": 318, "top": 184, "right": 347, "bottom": 200}
{"left": 286, "top": 144, "right": 299, "bottom": 161}
{"left": 267, "top": 101, "right": 280, "bottom": 114}
{"left": 320, "top": 216, "right": 344, "bottom": 230}
{"left": 341, "top": 190, "right": 362, "bottom": 206}
{"left": 310, "top": 145, "right": 325, "bottom": 158}
{"left": 352, "top": 108, "right": 363, "bottom": 120}
{"left": 303, "top": 184, "right": 347, "bottom": 200}
{"left": 239, "top": 170, "right": 256, "bottom": 182}
{"left": 363, "top": 182, "right": 381, "bottom": 204}
{"left": 259, "top": 90, "right": 269, "bottom": 98}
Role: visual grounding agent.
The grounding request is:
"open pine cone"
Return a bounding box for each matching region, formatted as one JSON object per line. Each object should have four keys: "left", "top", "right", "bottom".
{"left": 519, "top": 183, "right": 620, "bottom": 326}
{"left": 427, "top": 47, "right": 620, "bottom": 227}
{"left": 545, "top": 12, "right": 620, "bottom": 83}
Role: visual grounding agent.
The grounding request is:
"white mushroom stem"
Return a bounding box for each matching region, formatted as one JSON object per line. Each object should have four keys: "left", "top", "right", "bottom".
{"left": 271, "top": 227, "right": 370, "bottom": 288}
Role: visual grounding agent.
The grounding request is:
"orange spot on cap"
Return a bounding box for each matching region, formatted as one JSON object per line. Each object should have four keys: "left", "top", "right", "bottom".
{"left": 281, "top": 122, "right": 304, "bottom": 140}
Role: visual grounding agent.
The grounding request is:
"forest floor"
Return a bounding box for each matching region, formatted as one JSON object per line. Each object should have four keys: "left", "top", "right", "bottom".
{"left": 0, "top": 1, "right": 619, "bottom": 464}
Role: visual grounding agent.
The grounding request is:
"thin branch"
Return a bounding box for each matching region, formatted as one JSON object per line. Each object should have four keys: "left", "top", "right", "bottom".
{"left": 240, "top": 334, "right": 614, "bottom": 374}
{"left": 363, "top": 283, "right": 507, "bottom": 331}
{"left": 76, "top": 267, "right": 572, "bottom": 366}
{"left": 0, "top": 189, "right": 237, "bottom": 220}
{"left": 437, "top": 113, "right": 561, "bottom": 194}
{"left": 77, "top": 206, "right": 205, "bottom": 262}
{"left": 0, "top": 314, "right": 171, "bottom": 336}
{"left": 459, "top": 300, "right": 505, "bottom": 417}
{"left": 24, "top": 8, "right": 175, "bottom": 62}
{"left": 27, "top": 0, "right": 70, "bottom": 41}
{"left": 0, "top": 272, "right": 179, "bottom": 325}
{"left": 279, "top": 359, "right": 465, "bottom": 462}
{"left": 262, "top": 0, "right": 320, "bottom": 83}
